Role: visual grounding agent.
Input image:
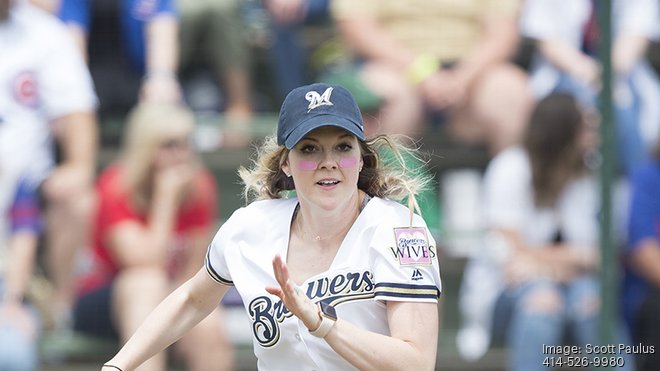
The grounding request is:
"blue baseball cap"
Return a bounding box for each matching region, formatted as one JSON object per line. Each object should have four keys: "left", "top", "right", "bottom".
{"left": 277, "top": 83, "right": 365, "bottom": 149}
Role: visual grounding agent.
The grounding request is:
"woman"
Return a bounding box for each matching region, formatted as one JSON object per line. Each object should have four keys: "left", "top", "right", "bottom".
{"left": 457, "top": 93, "right": 602, "bottom": 370}
{"left": 74, "top": 102, "right": 232, "bottom": 371}
{"left": 101, "top": 83, "right": 442, "bottom": 371}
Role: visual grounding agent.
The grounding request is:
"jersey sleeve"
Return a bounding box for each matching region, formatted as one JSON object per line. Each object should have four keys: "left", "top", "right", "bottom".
{"left": 369, "top": 209, "right": 442, "bottom": 303}
{"left": 205, "top": 207, "right": 246, "bottom": 286}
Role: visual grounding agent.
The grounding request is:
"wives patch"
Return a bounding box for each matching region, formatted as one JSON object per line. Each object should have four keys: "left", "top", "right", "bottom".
{"left": 390, "top": 227, "right": 434, "bottom": 266}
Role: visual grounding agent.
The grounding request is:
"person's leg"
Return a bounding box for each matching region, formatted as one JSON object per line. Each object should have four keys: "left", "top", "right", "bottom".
{"left": 176, "top": 0, "right": 207, "bottom": 73}
{"left": 453, "top": 63, "right": 531, "bottom": 155}
{"left": 112, "top": 267, "right": 170, "bottom": 371}
{"left": 635, "top": 288, "right": 660, "bottom": 371}
{"left": 507, "top": 280, "right": 565, "bottom": 371}
{"left": 44, "top": 186, "right": 96, "bottom": 328}
{"left": 176, "top": 307, "right": 234, "bottom": 371}
{"left": 359, "top": 61, "right": 424, "bottom": 137}
{"left": 208, "top": 0, "right": 253, "bottom": 119}
{"left": 563, "top": 276, "right": 601, "bottom": 363}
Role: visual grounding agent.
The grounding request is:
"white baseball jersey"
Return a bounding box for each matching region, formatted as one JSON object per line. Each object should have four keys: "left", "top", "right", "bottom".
{"left": 0, "top": 2, "right": 97, "bottom": 187}
{"left": 206, "top": 196, "right": 442, "bottom": 371}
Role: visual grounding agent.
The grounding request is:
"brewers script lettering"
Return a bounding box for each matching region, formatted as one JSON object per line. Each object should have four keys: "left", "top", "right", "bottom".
{"left": 248, "top": 270, "right": 374, "bottom": 347}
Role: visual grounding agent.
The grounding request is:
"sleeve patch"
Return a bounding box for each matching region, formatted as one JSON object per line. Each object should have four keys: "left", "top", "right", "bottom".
{"left": 390, "top": 227, "right": 435, "bottom": 266}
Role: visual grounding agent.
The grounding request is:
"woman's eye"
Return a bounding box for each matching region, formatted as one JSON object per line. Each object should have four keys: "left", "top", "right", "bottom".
{"left": 299, "top": 144, "right": 317, "bottom": 153}
{"left": 337, "top": 143, "right": 353, "bottom": 152}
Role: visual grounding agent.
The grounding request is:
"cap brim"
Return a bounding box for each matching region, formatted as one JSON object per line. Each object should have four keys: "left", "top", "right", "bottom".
{"left": 283, "top": 114, "right": 365, "bottom": 149}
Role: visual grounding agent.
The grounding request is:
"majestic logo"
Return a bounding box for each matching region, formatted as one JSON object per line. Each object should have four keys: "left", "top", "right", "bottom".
{"left": 411, "top": 268, "right": 423, "bottom": 281}
{"left": 390, "top": 227, "right": 434, "bottom": 266}
{"left": 305, "top": 87, "right": 333, "bottom": 112}
{"left": 248, "top": 270, "right": 374, "bottom": 347}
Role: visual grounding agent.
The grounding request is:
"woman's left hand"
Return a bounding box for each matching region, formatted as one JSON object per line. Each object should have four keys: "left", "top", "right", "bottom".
{"left": 266, "top": 255, "right": 320, "bottom": 331}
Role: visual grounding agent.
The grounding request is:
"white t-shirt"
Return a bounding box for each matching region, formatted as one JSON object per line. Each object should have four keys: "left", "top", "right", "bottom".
{"left": 206, "top": 196, "right": 442, "bottom": 371}
{"left": 0, "top": 3, "right": 97, "bottom": 187}
{"left": 483, "top": 146, "right": 599, "bottom": 248}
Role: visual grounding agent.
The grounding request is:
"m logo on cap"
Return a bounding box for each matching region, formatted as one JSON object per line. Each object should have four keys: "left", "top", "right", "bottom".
{"left": 305, "top": 87, "right": 333, "bottom": 112}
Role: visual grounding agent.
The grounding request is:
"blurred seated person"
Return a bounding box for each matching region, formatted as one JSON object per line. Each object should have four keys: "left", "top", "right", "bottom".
{"left": 330, "top": 0, "right": 531, "bottom": 154}
{"left": 57, "top": 0, "right": 181, "bottom": 119}
{"left": 520, "top": 0, "right": 660, "bottom": 177}
{"left": 622, "top": 142, "right": 660, "bottom": 371}
{"left": 457, "top": 94, "right": 603, "bottom": 370}
{"left": 1, "top": 0, "right": 99, "bottom": 331}
{"left": 72, "top": 103, "right": 232, "bottom": 371}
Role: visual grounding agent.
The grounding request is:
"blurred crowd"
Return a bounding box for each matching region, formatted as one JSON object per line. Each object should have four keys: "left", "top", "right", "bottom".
{"left": 0, "top": 0, "right": 659, "bottom": 370}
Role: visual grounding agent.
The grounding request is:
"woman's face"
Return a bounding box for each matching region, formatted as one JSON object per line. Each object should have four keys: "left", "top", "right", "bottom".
{"left": 153, "top": 132, "right": 193, "bottom": 170}
{"left": 282, "top": 126, "right": 363, "bottom": 210}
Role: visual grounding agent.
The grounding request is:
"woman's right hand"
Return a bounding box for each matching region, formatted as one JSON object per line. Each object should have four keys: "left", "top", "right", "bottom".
{"left": 154, "top": 164, "right": 195, "bottom": 204}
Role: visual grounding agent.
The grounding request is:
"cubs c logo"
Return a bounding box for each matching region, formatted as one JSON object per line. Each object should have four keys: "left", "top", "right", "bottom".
{"left": 12, "top": 70, "right": 39, "bottom": 108}
{"left": 305, "top": 87, "right": 333, "bottom": 112}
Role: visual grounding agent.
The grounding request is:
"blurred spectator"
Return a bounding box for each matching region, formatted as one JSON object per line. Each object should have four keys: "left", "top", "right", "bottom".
{"left": 57, "top": 0, "right": 181, "bottom": 119}
{"left": 263, "top": 0, "right": 330, "bottom": 101}
{"left": 330, "top": 0, "right": 531, "bottom": 154}
{"left": 520, "top": 0, "right": 660, "bottom": 177}
{"left": 0, "top": 172, "right": 41, "bottom": 370}
{"left": 177, "top": 0, "right": 254, "bottom": 147}
{"left": 72, "top": 103, "right": 232, "bottom": 371}
{"left": 622, "top": 143, "right": 660, "bottom": 371}
{"left": 0, "top": 0, "right": 98, "bottom": 332}
{"left": 457, "top": 94, "right": 602, "bottom": 370}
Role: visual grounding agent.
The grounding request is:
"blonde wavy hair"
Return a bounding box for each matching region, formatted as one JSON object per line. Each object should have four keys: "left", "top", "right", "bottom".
{"left": 120, "top": 102, "right": 197, "bottom": 211}
{"left": 238, "top": 134, "right": 432, "bottom": 216}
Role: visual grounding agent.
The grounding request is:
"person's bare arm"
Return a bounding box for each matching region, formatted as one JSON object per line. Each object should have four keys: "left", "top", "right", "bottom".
{"left": 497, "top": 229, "right": 599, "bottom": 284}
{"left": 2, "top": 232, "right": 39, "bottom": 306}
{"left": 612, "top": 34, "right": 650, "bottom": 75}
{"left": 44, "top": 111, "right": 98, "bottom": 201}
{"left": 334, "top": 13, "right": 415, "bottom": 72}
{"left": 452, "top": 14, "right": 521, "bottom": 89}
{"left": 102, "top": 268, "right": 230, "bottom": 371}
{"left": 629, "top": 239, "right": 660, "bottom": 289}
{"left": 141, "top": 14, "right": 181, "bottom": 102}
{"left": 106, "top": 166, "right": 194, "bottom": 268}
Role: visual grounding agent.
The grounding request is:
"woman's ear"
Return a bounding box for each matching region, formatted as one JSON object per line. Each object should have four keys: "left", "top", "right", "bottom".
{"left": 282, "top": 162, "right": 292, "bottom": 177}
